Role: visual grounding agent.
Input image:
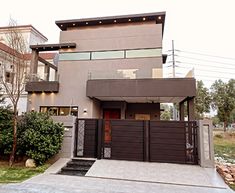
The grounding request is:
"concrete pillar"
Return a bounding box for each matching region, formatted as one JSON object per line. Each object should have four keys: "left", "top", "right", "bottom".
{"left": 30, "top": 50, "right": 39, "bottom": 79}
{"left": 44, "top": 65, "right": 50, "bottom": 81}
{"left": 52, "top": 116, "right": 76, "bottom": 158}
{"left": 179, "top": 101, "right": 185, "bottom": 121}
{"left": 187, "top": 97, "right": 195, "bottom": 121}
{"left": 198, "top": 119, "right": 214, "bottom": 168}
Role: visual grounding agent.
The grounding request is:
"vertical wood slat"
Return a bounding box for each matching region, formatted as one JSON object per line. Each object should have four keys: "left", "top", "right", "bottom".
{"left": 97, "top": 119, "right": 103, "bottom": 159}
{"left": 144, "top": 120, "right": 150, "bottom": 162}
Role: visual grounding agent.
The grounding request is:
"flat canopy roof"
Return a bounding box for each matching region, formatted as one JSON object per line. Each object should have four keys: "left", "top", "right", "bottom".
{"left": 87, "top": 78, "right": 196, "bottom": 103}
{"left": 30, "top": 43, "right": 76, "bottom": 51}
{"left": 56, "top": 12, "right": 165, "bottom": 31}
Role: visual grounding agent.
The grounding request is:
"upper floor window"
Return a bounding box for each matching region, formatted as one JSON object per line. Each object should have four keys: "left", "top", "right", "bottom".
{"left": 59, "top": 52, "right": 90, "bottom": 61}
{"left": 59, "top": 48, "right": 161, "bottom": 61}
{"left": 91, "top": 50, "right": 124, "bottom": 60}
{"left": 126, "top": 48, "right": 161, "bottom": 58}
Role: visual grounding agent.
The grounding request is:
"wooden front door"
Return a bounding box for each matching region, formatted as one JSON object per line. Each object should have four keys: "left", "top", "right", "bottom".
{"left": 103, "top": 109, "right": 121, "bottom": 143}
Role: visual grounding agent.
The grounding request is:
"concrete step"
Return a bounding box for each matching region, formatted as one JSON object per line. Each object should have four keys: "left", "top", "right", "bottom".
{"left": 58, "top": 158, "right": 95, "bottom": 176}
{"left": 58, "top": 170, "right": 87, "bottom": 176}
{"left": 61, "top": 166, "right": 89, "bottom": 172}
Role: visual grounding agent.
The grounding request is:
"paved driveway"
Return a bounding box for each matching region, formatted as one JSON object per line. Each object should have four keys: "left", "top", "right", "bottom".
{"left": 0, "top": 159, "right": 233, "bottom": 193}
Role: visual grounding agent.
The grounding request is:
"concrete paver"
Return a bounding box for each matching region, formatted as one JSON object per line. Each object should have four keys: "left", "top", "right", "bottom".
{"left": 86, "top": 159, "right": 226, "bottom": 188}
{"left": 0, "top": 159, "right": 233, "bottom": 193}
{"left": 0, "top": 174, "right": 233, "bottom": 193}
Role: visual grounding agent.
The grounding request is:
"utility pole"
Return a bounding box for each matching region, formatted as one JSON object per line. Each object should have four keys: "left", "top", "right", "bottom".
{"left": 172, "top": 40, "right": 177, "bottom": 120}
{"left": 172, "top": 40, "right": 176, "bottom": 78}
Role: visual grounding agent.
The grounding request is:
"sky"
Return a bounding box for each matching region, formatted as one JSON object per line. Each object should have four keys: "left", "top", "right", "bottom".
{"left": 1, "top": 0, "right": 235, "bottom": 87}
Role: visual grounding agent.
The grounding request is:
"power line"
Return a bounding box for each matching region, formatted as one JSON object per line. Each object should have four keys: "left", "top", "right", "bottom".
{"left": 175, "top": 65, "right": 235, "bottom": 75}
{"left": 174, "top": 61, "right": 235, "bottom": 70}
{"left": 175, "top": 49, "right": 235, "bottom": 61}
{"left": 176, "top": 55, "right": 235, "bottom": 66}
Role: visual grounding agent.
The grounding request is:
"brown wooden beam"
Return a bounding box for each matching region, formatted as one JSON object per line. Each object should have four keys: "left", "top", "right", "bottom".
{"left": 38, "top": 56, "right": 57, "bottom": 71}
{"left": 187, "top": 97, "right": 195, "bottom": 121}
{"left": 179, "top": 101, "right": 185, "bottom": 121}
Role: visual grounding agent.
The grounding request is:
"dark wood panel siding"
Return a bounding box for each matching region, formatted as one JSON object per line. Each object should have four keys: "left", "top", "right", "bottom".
{"left": 110, "top": 120, "right": 144, "bottom": 161}
{"left": 149, "top": 121, "right": 186, "bottom": 163}
{"left": 83, "top": 119, "right": 98, "bottom": 158}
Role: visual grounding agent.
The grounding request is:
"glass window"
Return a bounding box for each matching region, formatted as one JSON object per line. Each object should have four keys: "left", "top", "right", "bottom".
{"left": 59, "top": 52, "right": 90, "bottom": 61}
{"left": 126, "top": 48, "right": 162, "bottom": 58}
{"left": 40, "top": 106, "right": 78, "bottom": 116}
{"left": 48, "top": 107, "right": 59, "bottom": 116}
{"left": 59, "top": 107, "right": 70, "bottom": 116}
{"left": 91, "top": 50, "right": 124, "bottom": 60}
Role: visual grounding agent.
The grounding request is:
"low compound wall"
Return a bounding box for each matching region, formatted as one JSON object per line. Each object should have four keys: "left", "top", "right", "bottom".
{"left": 52, "top": 116, "right": 76, "bottom": 158}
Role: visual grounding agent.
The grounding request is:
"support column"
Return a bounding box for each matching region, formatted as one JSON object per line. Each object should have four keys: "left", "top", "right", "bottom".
{"left": 30, "top": 50, "right": 39, "bottom": 80}
{"left": 44, "top": 65, "right": 50, "bottom": 81}
{"left": 187, "top": 97, "right": 195, "bottom": 121}
{"left": 179, "top": 101, "right": 185, "bottom": 121}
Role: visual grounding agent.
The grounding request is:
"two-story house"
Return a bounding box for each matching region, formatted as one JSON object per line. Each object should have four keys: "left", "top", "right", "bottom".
{"left": 25, "top": 12, "right": 199, "bottom": 164}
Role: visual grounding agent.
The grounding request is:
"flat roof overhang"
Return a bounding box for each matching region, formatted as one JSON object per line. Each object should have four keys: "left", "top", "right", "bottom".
{"left": 56, "top": 12, "right": 165, "bottom": 32}
{"left": 87, "top": 78, "right": 196, "bottom": 103}
{"left": 30, "top": 43, "right": 76, "bottom": 51}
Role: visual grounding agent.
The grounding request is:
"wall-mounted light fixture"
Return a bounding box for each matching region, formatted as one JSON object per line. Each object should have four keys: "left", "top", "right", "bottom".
{"left": 83, "top": 108, "right": 87, "bottom": 113}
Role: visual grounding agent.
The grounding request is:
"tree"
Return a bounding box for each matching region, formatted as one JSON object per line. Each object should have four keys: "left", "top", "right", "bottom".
{"left": 195, "top": 80, "right": 211, "bottom": 119}
{"left": 211, "top": 79, "right": 235, "bottom": 132}
{"left": 160, "top": 104, "right": 173, "bottom": 120}
{"left": 0, "top": 19, "right": 28, "bottom": 166}
{"left": 0, "top": 87, "right": 5, "bottom": 104}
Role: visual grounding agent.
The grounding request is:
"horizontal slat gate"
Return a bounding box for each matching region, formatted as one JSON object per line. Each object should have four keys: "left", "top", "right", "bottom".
{"left": 75, "top": 119, "right": 197, "bottom": 164}
{"left": 149, "top": 121, "right": 186, "bottom": 163}
{"left": 110, "top": 120, "right": 144, "bottom": 161}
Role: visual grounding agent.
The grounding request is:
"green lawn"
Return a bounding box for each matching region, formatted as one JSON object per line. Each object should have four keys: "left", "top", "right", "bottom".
{"left": 0, "top": 163, "right": 49, "bottom": 183}
{"left": 214, "top": 132, "right": 235, "bottom": 162}
{"left": 214, "top": 132, "right": 235, "bottom": 191}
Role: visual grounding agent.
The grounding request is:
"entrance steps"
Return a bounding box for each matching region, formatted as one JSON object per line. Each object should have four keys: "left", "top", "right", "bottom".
{"left": 58, "top": 158, "right": 95, "bottom": 176}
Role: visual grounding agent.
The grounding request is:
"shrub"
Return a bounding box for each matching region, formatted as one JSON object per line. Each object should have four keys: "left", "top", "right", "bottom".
{"left": 0, "top": 108, "right": 13, "bottom": 155}
{"left": 214, "top": 134, "right": 223, "bottom": 139}
{"left": 19, "top": 112, "right": 64, "bottom": 165}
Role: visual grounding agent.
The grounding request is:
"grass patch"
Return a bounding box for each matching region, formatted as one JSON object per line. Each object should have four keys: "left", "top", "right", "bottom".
{"left": 214, "top": 132, "right": 235, "bottom": 191}
{"left": 214, "top": 132, "right": 235, "bottom": 161}
{"left": 0, "top": 163, "right": 49, "bottom": 183}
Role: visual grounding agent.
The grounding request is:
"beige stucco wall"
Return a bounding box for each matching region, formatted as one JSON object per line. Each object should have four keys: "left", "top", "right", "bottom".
{"left": 28, "top": 22, "right": 163, "bottom": 118}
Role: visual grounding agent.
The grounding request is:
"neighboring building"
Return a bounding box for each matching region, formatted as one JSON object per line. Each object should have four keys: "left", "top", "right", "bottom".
{"left": 0, "top": 25, "right": 48, "bottom": 51}
{"left": 0, "top": 25, "right": 56, "bottom": 114}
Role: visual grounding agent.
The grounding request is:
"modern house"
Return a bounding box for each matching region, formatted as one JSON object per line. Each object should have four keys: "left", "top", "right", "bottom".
{"left": 25, "top": 12, "right": 214, "bottom": 166}
{"left": 0, "top": 25, "right": 56, "bottom": 114}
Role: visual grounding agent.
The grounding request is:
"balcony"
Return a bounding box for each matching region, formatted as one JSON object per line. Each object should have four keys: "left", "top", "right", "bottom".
{"left": 86, "top": 68, "right": 196, "bottom": 103}
{"left": 25, "top": 74, "right": 59, "bottom": 93}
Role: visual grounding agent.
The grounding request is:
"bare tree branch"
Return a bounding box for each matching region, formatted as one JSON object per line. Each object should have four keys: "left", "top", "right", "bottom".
{"left": 0, "top": 18, "right": 29, "bottom": 166}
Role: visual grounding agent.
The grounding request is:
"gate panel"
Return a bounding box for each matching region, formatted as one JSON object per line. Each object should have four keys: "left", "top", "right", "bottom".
{"left": 149, "top": 121, "right": 198, "bottom": 164}
{"left": 149, "top": 121, "right": 186, "bottom": 163}
{"left": 76, "top": 119, "right": 98, "bottom": 158}
{"left": 109, "top": 120, "right": 144, "bottom": 161}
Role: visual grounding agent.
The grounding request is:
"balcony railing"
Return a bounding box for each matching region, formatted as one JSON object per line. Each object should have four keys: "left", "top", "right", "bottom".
{"left": 88, "top": 68, "right": 163, "bottom": 80}
{"left": 27, "top": 73, "right": 59, "bottom": 82}
{"left": 25, "top": 73, "right": 60, "bottom": 93}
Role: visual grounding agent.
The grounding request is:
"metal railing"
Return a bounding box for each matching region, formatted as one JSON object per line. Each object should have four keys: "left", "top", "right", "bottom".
{"left": 88, "top": 68, "right": 163, "bottom": 80}
{"left": 27, "top": 73, "right": 59, "bottom": 82}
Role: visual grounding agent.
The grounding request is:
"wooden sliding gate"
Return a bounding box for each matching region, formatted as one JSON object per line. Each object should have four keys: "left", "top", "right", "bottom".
{"left": 75, "top": 119, "right": 198, "bottom": 164}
